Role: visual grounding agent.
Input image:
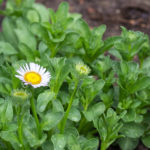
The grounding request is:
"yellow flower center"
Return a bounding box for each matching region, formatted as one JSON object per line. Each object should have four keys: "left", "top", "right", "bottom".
{"left": 24, "top": 71, "right": 41, "bottom": 85}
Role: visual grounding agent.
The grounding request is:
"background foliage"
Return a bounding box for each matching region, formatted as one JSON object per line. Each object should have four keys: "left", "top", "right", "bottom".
{"left": 0, "top": 0, "right": 150, "bottom": 150}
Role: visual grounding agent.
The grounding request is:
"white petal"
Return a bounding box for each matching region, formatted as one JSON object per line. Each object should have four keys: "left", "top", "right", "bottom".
{"left": 17, "top": 70, "right": 24, "bottom": 76}
{"left": 25, "top": 64, "right": 30, "bottom": 71}
{"left": 39, "top": 67, "right": 46, "bottom": 75}
{"left": 30, "top": 63, "right": 36, "bottom": 71}
{"left": 15, "top": 75, "right": 24, "bottom": 80}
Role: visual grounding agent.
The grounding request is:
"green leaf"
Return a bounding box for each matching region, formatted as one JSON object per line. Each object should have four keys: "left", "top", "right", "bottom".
{"left": 142, "top": 57, "right": 150, "bottom": 76}
{"left": 142, "top": 134, "right": 150, "bottom": 148}
{"left": 68, "top": 107, "right": 81, "bottom": 122}
{"left": 56, "top": 2, "right": 69, "bottom": 22}
{"left": 2, "top": 17, "right": 18, "bottom": 46}
{"left": 70, "top": 145, "right": 81, "bottom": 150}
{"left": 84, "top": 102, "right": 105, "bottom": 121}
{"left": 129, "top": 77, "right": 150, "bottom": 93}
{"left": 64, "top": 127, "right": 79, "bottom": 137}
{"left": 93, "top": 79, "right": 105, "bottom": 93}
{"left": 18, "top": 43, "right": 35, "bottom": 61}
{"left": 0, "top": 41, "right": 17, "bottom": 55}
{"left": 41, "top": 112, "right": 63, "bottom": 131}
{"left": 24, "top": 128, "right": 47, "bottom": 147}
{"left": 0, "top": 131, "right": 20, "bottom": 149}
{"left": 33, "top": 3, "right": 49, "bottom": 22}
{"left": 75, "top": 19, "right": 91, "bottom": 39}
{"left": 64, "top": 133, "right": 80, "bottom": 150}
{"left": 26, "top": 9, "right": 40, "bottom": 23}
{"left": 5, "top": 100, "right": 13, "bottom": 122}
{"left": 49, "top": 58, "right": 71, "bottom": 95}
{"left": 23, "top": 115, "right": 47, "bottom": 147}
{"left": 37, "top": 91, "right": 55, "bottom": 113}
{"left": 51, "top": 134, "right": 66, "bottom": 150}
{"left": 0, "top": 99, "right": 13, "bottom": 123}
{"left": 15, "top": 19, "right": 37, "bottom": 50}
{"left": 122, "top": 109, "right": 136, "bottom": 122}
{"left": 42, "top": 140, "right": 54, "bottom": 150}
{"left": 52, "top": 100, "right": 64, "bottom": 113}
{"left": 121, "top": 122, "right": 144, "bottom": 138}
{"left": 109, "top": 49, "right": 122, "bottom": 60}
{"left": 81, "top": 138, "right": 99, "bottom": 150}
{"left": 22, "top": 0, "right": 35, "bottom": 7}
{"left": 120, "top": 60, "right": 128, "bottom": 75}
{"left": 93, "top": 25, "right": 106, "bottom": 37}
{"left": 31, "top": 23, "right": 49, "bottom": 41}
{"left": 97, "top": 36, "right": 120, "bottom": 55}
{"left": 0, "top": 77, "right": 11, "bottom": 84}
{"left": 49, "top": 9, "right": 56, "bottom": 24}
{"left": 118, "top": 137, "right": 138, "bottom": 150}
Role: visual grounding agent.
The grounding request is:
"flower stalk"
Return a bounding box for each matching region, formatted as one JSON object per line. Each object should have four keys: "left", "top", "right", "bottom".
{"left": 16, "top": 106, "right": 24, "bottom": 150}
{"left": 60, "top": 79, "right": 79, "bottom": 134}
{"left": 100, "top": 141, "right": 108, "bottom": 150}
{"left": 30, "top": 94, "right": 42, "bottom": 139}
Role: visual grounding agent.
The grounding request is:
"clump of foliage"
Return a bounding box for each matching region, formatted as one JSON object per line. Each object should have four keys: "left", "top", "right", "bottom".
{"left": 0, "top": 0, "right": 150, "bottom": 150}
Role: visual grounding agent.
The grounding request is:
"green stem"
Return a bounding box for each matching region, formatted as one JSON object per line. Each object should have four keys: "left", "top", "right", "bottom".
{"left": 17, "top": 114, "right": 24, "bottom": 150}
{"left": 50, "top": 44, "right": 57, "bottom": 58}
{"left": 53, "top": 70, "right": 61, "bottom": 99}
{"left": 16, "top": 106, "right": 24, "bottom": 150}
{"left": 60, "top": 80, "right": 79, "bottom": 134}
{"left": 30, "top": 96, "right": 42, "bottom": 139}
{"left": 78, "top": 117, "right": 86, "bottom": 133}
{"left": 78, "top": 102, "right": 88, "bottom": 133}
{"left": 100, "top": 141, "right": 107, "bottom": 150}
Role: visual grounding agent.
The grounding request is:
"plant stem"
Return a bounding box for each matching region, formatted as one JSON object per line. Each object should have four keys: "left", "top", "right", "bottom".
{"left": 17, "top": 114, "right": 24, "bottom": 150}
{"left": 60, "top": 80, "right": 79, "bottom": 134}
{"left": 78, "top": 117, "right": 86, "bottom": 133}
{"left": 30, "top": 96, "right": 42, "bottom": 139}
{"left": 50, "top": 44, "right": 57, "bottom": 58}
{"left": 78, "top": 102, "right": 88, "bottom": 133}
{"left": 16, "top": 105, "right": 24, "bottom": 150}
{"left": 100, "top": 141, "right": 107, "bottom": 150}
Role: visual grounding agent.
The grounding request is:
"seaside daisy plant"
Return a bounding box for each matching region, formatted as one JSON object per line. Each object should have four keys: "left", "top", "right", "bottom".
{"left": 0, "top": 0, "right": 150, "bottom": 150}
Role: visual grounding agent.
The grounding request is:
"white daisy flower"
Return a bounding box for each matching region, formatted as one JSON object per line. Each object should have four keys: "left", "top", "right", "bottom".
{"left": 15, "top": 63, "right": 51, "bottom": 88}
{"left": 75, "top": 62, "right": 90, "bottom": 75}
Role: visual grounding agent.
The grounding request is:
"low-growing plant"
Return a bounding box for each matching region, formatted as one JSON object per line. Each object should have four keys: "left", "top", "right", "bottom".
{"left": 0, "top": 0, "right": 150, "bottom": 150}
